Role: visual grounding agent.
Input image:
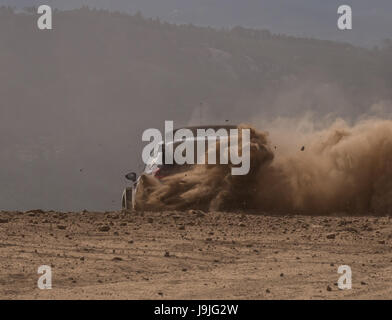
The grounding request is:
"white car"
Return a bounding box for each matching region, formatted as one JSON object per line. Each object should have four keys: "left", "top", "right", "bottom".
{"left": 121, "top": 125, "right": 238, "bottom": 211}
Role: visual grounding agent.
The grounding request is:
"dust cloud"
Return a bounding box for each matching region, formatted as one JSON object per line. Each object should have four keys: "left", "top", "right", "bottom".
{"left": 135, "top": 117, "right": 392, "bottom": 215}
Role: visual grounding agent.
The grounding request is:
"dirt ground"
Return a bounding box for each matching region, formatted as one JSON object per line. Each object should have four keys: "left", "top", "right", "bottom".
{"left": 0, "top": 209, "right": 392, "bottom": 300}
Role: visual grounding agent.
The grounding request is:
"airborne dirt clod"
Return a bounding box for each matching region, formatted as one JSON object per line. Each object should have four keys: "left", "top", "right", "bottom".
{"left": 1, "top": 210, "right": 392, "bottom": 299}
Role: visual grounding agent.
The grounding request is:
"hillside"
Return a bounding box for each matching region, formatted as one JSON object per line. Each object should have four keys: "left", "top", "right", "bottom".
{"left": 0, "top": 7, "right": 391, "bottom": 211}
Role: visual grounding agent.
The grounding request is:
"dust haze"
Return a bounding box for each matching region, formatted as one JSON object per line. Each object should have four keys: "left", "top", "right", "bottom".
{"left": 0, "top": 7, "right": 392, "bottom": 212}
{"left": 136, "top": 114, "right": 392, "bottom": 215}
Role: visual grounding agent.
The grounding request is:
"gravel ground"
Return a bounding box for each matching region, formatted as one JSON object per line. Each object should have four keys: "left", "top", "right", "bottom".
{"left": 1, "top": 209, "right": 392, "bottom": 299}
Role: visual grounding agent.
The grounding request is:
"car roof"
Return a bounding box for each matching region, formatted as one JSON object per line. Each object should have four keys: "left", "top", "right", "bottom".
{"left": 173, "top": 125, "right": 238, "bottom": 135}
{"left": 146, "top": 125, "right": 240, "bottom": 165}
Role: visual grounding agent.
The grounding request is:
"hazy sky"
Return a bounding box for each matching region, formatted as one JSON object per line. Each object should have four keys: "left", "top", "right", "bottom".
{"left": 3, "top": 0, "right": 392, "bottom": 47}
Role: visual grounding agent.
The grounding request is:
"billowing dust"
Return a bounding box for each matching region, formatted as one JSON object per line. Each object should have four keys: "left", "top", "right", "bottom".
{"left": 135, "top": 119, "right": 392, "bottom": 215}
